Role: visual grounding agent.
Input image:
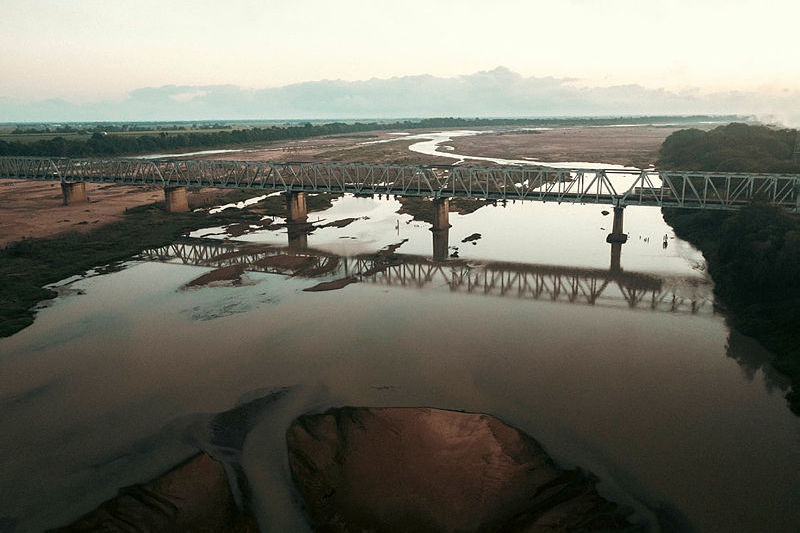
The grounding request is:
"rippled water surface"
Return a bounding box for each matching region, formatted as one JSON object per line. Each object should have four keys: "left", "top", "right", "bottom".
{"left": 1, "top": 191, "right": 799, "bottom": 532}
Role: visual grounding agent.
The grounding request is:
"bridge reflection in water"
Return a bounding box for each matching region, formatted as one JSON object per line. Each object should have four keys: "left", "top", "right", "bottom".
{"left": 139, "top": 230, "right": 713, "bottom": 315}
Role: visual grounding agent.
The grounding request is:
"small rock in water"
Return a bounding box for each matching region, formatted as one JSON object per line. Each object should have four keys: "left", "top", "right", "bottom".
{"left": 319, "top": 217, "right": 359, "bottom": 229}
{"left": 303, "top": 277, "right": 358, "bottom": 292}
{"left": 601, "top": 210, "right": 610, "bottom": 216}
{"left": 182, "top": 264, "right": 247, "bottom": 289}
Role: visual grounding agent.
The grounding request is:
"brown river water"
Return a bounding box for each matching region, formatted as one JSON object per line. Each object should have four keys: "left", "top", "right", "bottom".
{"left": 0, "top": 193, "right": 799, "bottom": 532}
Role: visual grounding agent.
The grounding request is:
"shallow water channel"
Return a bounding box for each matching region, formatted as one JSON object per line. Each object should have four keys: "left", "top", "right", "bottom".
{"left": 1, "top": 190, "right": 799, "bottom": 531}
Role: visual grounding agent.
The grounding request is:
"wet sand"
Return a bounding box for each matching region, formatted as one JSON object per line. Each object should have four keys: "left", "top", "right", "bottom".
{"left": 58, "top": 453, "right": 257, "bottom": 532}
{"left": 288, "top": 407, "right": 632, "bottom": 531}
{"left": 196, "top": 125, "right": 684, "bottom": 169}
{"left": 446, "top": 126, "right": 684, "bottom": 168}
{"left": 314, "top": 139, "right": 455, "bottom": 165}
{"left": 203, "top": 136, "right": 455, "bottom": 165}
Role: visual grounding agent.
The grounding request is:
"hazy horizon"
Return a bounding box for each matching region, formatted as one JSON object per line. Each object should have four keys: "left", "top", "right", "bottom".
{"left": 2, "top": 66, "right": 798, "bottom": 126}
{"left": 2, "top": 1, "right": 799, "bottom": 124}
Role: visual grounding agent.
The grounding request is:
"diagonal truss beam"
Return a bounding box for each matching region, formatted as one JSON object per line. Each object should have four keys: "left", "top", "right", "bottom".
{"left": 138, "top": 240, "right": 714, "bottom": 314}
{"left": 1, "top": 157, "right": 798, "bottom": 212}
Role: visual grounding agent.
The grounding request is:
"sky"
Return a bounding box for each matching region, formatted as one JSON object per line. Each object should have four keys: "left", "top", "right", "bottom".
{"left": 1, "top": 0, "right": 799, "bottom": 121}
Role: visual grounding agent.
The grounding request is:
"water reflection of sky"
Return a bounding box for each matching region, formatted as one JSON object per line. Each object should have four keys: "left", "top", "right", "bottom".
{"left": 191, "top": 194, "right": 706, "bottom": 277}
{"left": 0, "top": 251, "right": 797, "bottom": 532}
{"left": 1, "top": 188, "right": 799, "bottom": 532}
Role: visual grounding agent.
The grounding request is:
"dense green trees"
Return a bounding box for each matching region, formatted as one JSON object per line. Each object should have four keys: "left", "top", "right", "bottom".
{"left": 659, "top": 123, "right": 800, "bottom": 173}
{"left": 659, "top": 123, "right": 800, "bottom": 413}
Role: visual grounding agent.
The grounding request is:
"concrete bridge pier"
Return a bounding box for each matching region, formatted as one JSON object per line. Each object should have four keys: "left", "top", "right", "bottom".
{"left": 432, "top": 226, "right": 450, "bottom": 262}
{"left": 430, "top": 198, "right": 451, "bottom": 261}
{"left": 610, "top": 242, "right": 622, "bottom": 272}
{"left": 61, "top": 182, "right": 88, "bottom": 205}
{"left": 287, "top": 224, "right": 309, "bottom": 249}
{"left": 432, "top": 198, "right": 450, "bottom": 230}
{"left": 286, "top": 191, "right": 308, "bottom": 222}
{"left": 605, "top": 207, "right": 628, "bottom": 244}
{"left": 164, "top": 186, "right": 189, "bottom": 213}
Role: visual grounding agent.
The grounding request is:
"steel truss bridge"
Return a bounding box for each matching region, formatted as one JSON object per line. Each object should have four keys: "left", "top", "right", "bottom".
{"left": 1, "top": 157, "right": 799, "bottom": 211}
{"left": 139, "top": 240, "right": 713, "bottom": 315}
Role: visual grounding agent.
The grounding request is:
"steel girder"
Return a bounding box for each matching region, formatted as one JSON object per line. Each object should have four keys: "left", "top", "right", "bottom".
{"left": 1, "top": 157, "right": 799, "bottom": 211}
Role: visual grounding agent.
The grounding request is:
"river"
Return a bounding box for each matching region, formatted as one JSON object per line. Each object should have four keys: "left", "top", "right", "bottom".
{"left": 0, "top": 139, "right": 798, "bottom": 532}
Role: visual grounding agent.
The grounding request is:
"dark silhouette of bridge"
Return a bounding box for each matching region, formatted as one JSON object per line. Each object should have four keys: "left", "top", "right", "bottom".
{"left": 139, "top": 238, "right": 713, "bottom": 315}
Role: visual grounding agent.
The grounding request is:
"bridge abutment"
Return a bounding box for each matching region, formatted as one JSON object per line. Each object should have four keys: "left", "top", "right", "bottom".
{"left": 61, "top": 182, "right": 88, "bottom": 205}
{"left": 164, "top": 187, "right": 189, "bottom": 213}
{"left": 606, "top": 207, "right": 628, "bottom": 244}
{"left": 286, "top": 191, "right": 308, "bottom": 222}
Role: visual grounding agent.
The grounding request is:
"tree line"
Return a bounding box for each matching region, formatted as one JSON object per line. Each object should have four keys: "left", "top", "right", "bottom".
{"left": 659, "top": 123, "right": 800, "bottom": 414}
{"left": 658, "top": 122, "right": 800, "bottom": 173}
{"left": 1, "top": 115, "right": 730, "bottom": 158}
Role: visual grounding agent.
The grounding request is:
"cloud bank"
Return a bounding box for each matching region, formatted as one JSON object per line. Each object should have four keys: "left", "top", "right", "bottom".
{"left": 2, "top": 67, "right": 798, "bottom": 125}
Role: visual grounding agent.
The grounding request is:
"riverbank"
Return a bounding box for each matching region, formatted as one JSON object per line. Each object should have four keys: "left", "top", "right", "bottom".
{"left": 657, "top": 123, "right": 800, "bottom": 414}
{"left": 663, "top": 205, "right": 800, "bottom": 413}
{"left": 0, "top": 191, "right": 335, "bottom": 338}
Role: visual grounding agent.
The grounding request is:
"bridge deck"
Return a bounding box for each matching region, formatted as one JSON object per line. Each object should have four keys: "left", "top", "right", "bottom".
{"left": 1, "top": 157, "right": 799, "bottom": 211}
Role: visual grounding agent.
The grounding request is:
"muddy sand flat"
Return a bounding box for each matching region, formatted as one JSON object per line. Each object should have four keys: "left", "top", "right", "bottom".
{"left": 205, "top": 136, "right": 454, "bottom": 166}
{"left": 446, "top": 126, "right": 685, "bottom": 168}
{"left": 0, "top": 180, "right": 229, "bottom": 246}
{"left": 288, "top": 407, "right": 632, "bottom": 531}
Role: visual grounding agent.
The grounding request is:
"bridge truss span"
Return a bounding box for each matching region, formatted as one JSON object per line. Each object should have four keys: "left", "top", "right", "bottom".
{"left": 1, "top": 156, "right": 798, "bottom": 211}
{"left": 139, "top": 240, "right": 714, "bottom": 315}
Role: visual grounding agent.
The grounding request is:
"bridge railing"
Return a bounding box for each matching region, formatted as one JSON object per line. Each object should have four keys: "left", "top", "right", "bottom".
{"left": 1, "top": 156, "right": 798, "bottom": 211}
{"left": 621, "top": 171, "right": 800, "bottom": 210}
